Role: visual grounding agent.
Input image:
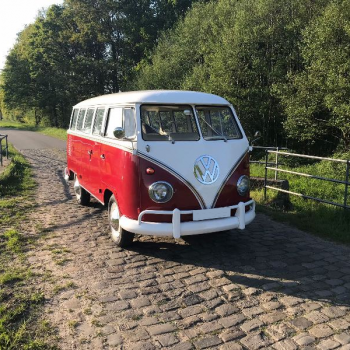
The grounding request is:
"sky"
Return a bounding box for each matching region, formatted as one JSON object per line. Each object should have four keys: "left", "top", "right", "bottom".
{"left": 0, "top": 0, "right": 63, "bottom": 71}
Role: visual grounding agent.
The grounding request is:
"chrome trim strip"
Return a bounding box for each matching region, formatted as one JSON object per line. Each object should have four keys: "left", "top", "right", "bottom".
{"left": 211, "top": 149, "right": 249, "bottom": 208}
{"left": 67, "top": 130, "right": 134, "bottom": 154}
{"left": 137, "top": 151, "right": 206, "bottom": 209}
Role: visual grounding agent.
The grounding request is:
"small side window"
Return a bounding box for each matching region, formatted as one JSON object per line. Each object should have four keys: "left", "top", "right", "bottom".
{"left": 83, "top": 108, "right": 95, "bottom": 133}
{"left": 124, "top": 108, "right": 136, "bottom": 138}
{"left": 70, "top": 109, "right": 79, "bottom": 130}
{"left": 92, "top": 108, "right": 105, "bottom": 135}
{"left": 105, "top": 108, "right": 123, "bottom": 138}
{"left": 76, "top": 109, "right": 86, "bottom": 131}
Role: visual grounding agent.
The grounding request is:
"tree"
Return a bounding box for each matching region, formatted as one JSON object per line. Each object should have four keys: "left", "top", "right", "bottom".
{"left": 134, "top": 0, "right": 330, "bottom": 146}
{"left": 0, "top": 0, "right": 202, "bottom": 127}
{"left": 1, "top": 25, "right": 39, "bottom": 123}
{"left": 279, "top": 0, "right": 350, "bottom": 152}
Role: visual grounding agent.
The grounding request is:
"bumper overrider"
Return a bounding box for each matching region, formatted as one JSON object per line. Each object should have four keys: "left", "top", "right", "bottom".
{"left": 120, "top": 200, "right": 255, "bottom": 239}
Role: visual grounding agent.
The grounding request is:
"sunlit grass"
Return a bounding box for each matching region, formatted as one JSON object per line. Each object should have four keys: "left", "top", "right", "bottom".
{"left": 0, "top": 143, "right": 56, "bottom": 349}
{"left": 251, "top": 152, "right": 350, "bottom": 244}
{"left": 0, "top": 120, "right": 67, "bottom": 140}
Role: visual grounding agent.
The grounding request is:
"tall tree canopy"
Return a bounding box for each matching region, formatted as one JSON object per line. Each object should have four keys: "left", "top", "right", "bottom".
{"left": 1, "top": 0, "right": 350, "bottom": 154}
{"left": 0, "top": 0, "right": 204, "bottom": 127}
{"left": 279, "top": 0, "right": 350, "bottom": 151}
{"left": 134, "top": 0, "right": 330, "bottom": 149}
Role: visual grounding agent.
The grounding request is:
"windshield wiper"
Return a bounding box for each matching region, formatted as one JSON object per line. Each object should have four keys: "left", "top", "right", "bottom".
{"left": 198, "top": 115, "right": 227, "bottom": 141}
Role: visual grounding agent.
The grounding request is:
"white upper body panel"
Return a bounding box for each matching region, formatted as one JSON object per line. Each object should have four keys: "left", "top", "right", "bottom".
{"left": 74, "top": 90, "right": 230, "bottom": 108}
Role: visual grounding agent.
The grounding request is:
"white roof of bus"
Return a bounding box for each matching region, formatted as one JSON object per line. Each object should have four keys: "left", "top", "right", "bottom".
{"left": 73, "top": 90, "right": 230, "bottom": 108}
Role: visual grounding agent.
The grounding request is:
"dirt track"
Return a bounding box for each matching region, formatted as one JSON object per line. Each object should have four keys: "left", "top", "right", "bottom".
{"left": 16, "top": 146, "right": 350, "bottom": 350}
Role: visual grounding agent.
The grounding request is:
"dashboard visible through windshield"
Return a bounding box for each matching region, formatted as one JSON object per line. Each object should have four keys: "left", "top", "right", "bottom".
{"left": 140, "top": 104, "right": 242, "bottom": 141}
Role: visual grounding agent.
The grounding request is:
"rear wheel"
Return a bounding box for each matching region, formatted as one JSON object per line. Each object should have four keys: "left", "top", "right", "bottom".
{"left": 108, "top": 195, "right": 134, "bottom": 247}
{"left": 65, "top": 167, "right": 74, "bottom": 181}
{"left": 74, "top": 176, "right": 90, "bottom": 206}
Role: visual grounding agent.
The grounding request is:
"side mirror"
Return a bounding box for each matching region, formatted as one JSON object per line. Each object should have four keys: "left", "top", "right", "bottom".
{"left": 184, "top": 109, "right": 192, "bottom": 116}
{"left": 113, "top": 127, "right": 125, "bottom": 139}
{"left": 251, "top": 130, "right": 261, "bottom": 146}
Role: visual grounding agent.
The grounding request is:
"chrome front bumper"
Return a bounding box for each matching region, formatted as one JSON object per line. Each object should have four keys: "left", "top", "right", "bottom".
{"left": 120, "top": 200, "right": 255, "bottom": 239}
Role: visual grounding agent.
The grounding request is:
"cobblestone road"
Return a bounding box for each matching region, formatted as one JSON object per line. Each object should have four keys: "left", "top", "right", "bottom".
{"left": 23, "top": 149, "right": 350, "bottom": 350}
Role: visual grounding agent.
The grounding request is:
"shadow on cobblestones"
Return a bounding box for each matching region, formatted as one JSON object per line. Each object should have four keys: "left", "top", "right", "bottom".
{"left": 130, "top": 228, "right": 350, "bottom": 307}
{"left": 57, "top": 169, "right": 73, "bottom": 200}
{"left": 20, "top": 148, "right": 350, "bottom": 350}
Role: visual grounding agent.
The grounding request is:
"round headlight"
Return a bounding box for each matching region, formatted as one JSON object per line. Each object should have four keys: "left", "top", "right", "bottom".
{"left": 149, "top": 181, "right": 173, "bottom": 203}
{"left": 237, "top": 175, "right": 250, "bottom": 196}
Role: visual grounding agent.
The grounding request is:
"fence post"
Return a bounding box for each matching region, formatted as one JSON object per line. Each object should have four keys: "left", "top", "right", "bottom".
{"left": 5, "top": 135, "right": 8, "bottom": 159}
{"left": 264, "top": 150, "right": 268, "bottom": 201}
{"left": 274, "top": 147, "right": 279, "bottom": 181}
{"left": 0, "top": 137, "right": 2, "bottom": 166}
{"left": 344, "top": 160, "right": 350, "bottom": 209}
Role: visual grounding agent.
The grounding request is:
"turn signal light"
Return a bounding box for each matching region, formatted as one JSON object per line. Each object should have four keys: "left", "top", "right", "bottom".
{"left": 146, "top": 167, "right": 155, "bottom": 175}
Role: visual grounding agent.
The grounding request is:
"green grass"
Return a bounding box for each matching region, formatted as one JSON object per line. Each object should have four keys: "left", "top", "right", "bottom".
{"left": 52, "top": 282, "right": 77, "bottom": 295}
{"left": 251, "top": 152, "right": 350, "bottom": 244}
{"left": 0, "top": 120, "right": 67, "bottom": 141}
{"left": 0, "top": 144, "right": 56, "bottom": 349}
{"left": 0, "top": 145, "right": 35, "bottom": 197}
{"left": 3, "top": 230, "right": 24, "bottom": 254}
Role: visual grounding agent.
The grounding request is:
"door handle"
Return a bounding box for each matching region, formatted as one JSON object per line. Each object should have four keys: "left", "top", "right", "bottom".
{"left": 100, "top": 154, "right": 105, "bottom": 160}
{"left": 88, "top": 150, "right": 93, "bottom": 155}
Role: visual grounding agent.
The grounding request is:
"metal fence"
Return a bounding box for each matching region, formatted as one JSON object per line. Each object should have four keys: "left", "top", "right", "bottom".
{"left": 0, "top": 134, "right": 8, "bottom": 166}
{"left": 250, "top": 146, "right": 288, "bottom": 180}
{"left": 262, "top": 150, "right": 350, "bottom": 210}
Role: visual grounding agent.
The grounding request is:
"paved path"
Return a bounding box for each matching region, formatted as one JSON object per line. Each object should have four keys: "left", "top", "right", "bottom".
{"left": 0, "top": 128, "right": 66, "bottom": 150}
{"left": 8, "top": 139, "right": 350, "bottom": 349}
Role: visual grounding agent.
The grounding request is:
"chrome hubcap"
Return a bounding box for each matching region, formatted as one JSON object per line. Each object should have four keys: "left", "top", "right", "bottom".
{"left": 74, "top": 179, "right": 81, "bottom": 198}
{"left": 110, "top": 202, "right": 121, "bottom": 239}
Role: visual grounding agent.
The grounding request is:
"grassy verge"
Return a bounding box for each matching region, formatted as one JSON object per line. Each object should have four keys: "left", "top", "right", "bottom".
{"left": 0, "top": 144, "right": 56, "bottom": 349}
{"left": 0, "top": 120, "right": 67, "bottom": 141}
{"left": 251, "top": 153, "right": 350, "bottom": 244}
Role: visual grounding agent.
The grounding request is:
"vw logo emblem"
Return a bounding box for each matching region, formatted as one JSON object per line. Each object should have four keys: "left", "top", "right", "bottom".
{"left": 194, "top": 155, "right": 220, "bottom": 185}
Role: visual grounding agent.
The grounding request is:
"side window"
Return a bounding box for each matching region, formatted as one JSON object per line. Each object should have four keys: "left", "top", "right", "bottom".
{"left": 83, "top": 108, "right": 95, "bottom": 133}
{"left": 76, "top": 109, "right": 86, "bottom": 131}
{"left": 105, "top": 107, "right": 123, "bottom": 138}
{"left": 146, "top": 111, "right": 160, "bottom": 132}
{"left": 70, "top": 109, "right": 79, "bottom": 130}
{"left": 124, "top": 108, "right": 136, "bottom": 138}
{"left": 92, "top": 108, "right": 105, "bottom": 135}
{"left": 159, "top": 111, "right": 174, "bottom": 133}
{"left": 174, "top": 111, "right": 196, "bottom": 133}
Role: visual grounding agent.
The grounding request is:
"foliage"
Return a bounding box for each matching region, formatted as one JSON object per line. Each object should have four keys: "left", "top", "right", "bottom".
{"left": 2, "top": 0, "right": 350, "bottom": 154}
{"left": 278, "top": 0, "right": 350, "bottom": 152}
{"left": 0, "top": 0, "right": 205, "bottom": 128}
{"left": 134, "top": 0, "right": 330, "bottom": 148}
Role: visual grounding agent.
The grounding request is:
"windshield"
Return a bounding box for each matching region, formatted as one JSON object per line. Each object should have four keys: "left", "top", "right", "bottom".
{"left": 196, "top": 106, "right": 242, "bottom": 140}
{"left": 141, "top": 105, "right": 200, "bottom": 141}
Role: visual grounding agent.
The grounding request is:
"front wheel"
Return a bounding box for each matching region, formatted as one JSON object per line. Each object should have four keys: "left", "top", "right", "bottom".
{"left": 74, "top": 177, "right": 90, "bottom": 206}
{"left": 108, "top": 195, "right": 134, "bottom": 247}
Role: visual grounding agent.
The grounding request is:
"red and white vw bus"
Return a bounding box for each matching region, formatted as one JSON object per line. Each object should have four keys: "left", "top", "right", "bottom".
{"left": 65, "top": 90, "right": 255, "bottom": 246}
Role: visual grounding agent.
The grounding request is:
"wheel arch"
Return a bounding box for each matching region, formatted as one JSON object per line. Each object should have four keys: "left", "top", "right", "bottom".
{"left": 104, "top": 189, "right": 114, "bottom": 207}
